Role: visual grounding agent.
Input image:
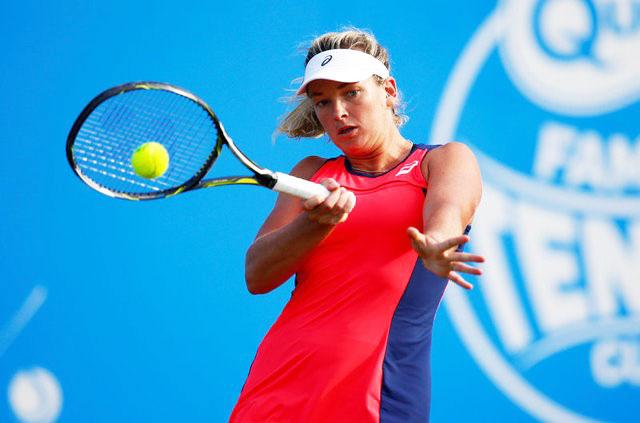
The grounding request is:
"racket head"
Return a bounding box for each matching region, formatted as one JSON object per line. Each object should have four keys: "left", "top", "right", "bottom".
{"left": 66, "top": 82, "right": 224, "bottom": 200}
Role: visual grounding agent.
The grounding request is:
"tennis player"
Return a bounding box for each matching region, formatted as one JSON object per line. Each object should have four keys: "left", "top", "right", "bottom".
{"left": 230, "top": 29, "right": 484, "bottom": 422}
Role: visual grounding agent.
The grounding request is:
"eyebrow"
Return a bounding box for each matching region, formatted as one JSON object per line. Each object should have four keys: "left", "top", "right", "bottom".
{"left": 308, "top": 82, "right": 352, "bottom": 98}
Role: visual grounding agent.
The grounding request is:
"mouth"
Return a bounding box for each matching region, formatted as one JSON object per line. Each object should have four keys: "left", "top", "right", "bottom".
{"left": 338, "top": 126, "right": 358, "bottom": 135}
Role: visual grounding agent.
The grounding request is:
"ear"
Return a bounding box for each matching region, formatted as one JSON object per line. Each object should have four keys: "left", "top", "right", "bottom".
{"left": 384, "top": 77, "right": 398, "bottom": 108}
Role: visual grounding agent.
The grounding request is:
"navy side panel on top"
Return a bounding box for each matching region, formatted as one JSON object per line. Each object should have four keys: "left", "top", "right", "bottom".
{"left": 380, "top": 258, "right": 448, "bottom": 422}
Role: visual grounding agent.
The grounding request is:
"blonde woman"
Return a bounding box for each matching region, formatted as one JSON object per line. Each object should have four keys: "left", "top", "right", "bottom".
{"left": 230, "top": 29, "right": 484, "bottom": 422}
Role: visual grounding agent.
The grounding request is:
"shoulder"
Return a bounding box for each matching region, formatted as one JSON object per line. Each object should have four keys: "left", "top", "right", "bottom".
{"left": 426, "top": 141, "right": 476, "bottom": 162}
{"left": 290, "top": 155, "right": 328, "bottom": 180}
{"left": 421, "top": 142, "right": 478, "bottom": 179}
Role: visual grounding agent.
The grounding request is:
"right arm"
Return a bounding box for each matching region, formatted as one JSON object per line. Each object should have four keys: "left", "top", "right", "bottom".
{"left": 245, "top": 156, "right": 356, "bottom": 294}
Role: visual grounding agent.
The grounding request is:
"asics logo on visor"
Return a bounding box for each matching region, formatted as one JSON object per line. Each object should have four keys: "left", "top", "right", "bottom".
{"left": 321, "top": 55, "right": 332, "bottom": 66}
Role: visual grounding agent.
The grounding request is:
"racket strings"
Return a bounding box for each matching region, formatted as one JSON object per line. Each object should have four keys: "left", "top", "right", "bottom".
{"left": 74, "top": 121, "right": 181, "bottom": 189}
{"left": 78, "top": 104, "right": 197, "bottom": 183}
{"left": 160, "top": 94, "right": 217, "bottom": 178}
{"left": 72, "top": 88, "right": 218, "bottom": 195}
{"left": 125, "top": 91, "right": 217, "bottom": 181}
{"left": 102, "top": 93, "right": 205, "bottom": 172}
{"left": 72, "top": 140, "right": 176, "bottom": 188}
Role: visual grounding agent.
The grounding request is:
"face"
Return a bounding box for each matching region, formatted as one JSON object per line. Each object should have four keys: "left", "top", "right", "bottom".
{"left": 307, "top": 76, "right": 397, "bottom": 155}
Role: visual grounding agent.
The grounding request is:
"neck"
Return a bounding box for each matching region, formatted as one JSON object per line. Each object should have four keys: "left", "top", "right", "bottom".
{"left": 347, "top": 129, "right": 413, "bottom": 174}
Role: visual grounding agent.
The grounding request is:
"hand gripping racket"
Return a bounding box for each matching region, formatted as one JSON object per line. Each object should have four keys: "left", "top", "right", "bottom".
{"left": 66, "top": 81, "right": 330, "bottom": 201}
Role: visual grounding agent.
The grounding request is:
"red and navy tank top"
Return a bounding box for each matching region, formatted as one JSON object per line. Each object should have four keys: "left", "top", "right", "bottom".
{"left": 230, "top": 144, "right": 448, "bottom": 422}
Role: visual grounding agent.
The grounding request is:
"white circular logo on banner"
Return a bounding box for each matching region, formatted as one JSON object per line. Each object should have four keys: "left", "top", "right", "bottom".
{"left": 499, "top": 0, "right": 640, "bottom": 115}
{"left": 431, "top": 1, "right": 640, "bottom": 421}
{"left": 8, "top": 367, "right": 63, "bottom": 423}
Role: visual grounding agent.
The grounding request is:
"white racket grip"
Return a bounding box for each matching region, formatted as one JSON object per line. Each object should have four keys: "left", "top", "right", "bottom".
{"left": 273, "top": 172, "right": 330, "bottom": 200}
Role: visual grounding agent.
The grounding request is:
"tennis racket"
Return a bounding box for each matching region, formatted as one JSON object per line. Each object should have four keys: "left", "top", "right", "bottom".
{"left": 66, "top": 81, "right": 330, "bottom": 201}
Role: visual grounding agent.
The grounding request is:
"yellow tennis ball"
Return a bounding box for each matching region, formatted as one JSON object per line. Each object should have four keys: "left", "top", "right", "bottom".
{"left": 131, "top": 142, "right": 170, "bottom": 179}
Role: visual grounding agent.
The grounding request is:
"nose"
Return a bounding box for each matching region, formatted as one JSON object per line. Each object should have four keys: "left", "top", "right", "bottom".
{"left": 332, "top": 100, "right": 348, "bottom": 121}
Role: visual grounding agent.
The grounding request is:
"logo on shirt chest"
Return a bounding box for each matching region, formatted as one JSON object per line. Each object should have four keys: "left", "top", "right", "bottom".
{"left": 395, "top": 160, "right": 419, "bottom": 176}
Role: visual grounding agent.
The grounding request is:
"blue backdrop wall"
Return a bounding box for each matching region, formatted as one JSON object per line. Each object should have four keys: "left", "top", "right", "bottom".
{"left": 2, "top": 0, "right": 639, "bottom": 421}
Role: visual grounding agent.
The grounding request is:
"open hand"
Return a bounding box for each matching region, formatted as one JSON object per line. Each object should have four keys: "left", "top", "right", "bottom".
{"left": 407, "top": 227, "right": 484, "bottom": 289}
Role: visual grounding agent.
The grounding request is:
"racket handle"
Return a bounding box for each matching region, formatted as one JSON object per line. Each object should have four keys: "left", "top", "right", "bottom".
{"left": 272, "top": 172, "right": 330, "bottom": 200}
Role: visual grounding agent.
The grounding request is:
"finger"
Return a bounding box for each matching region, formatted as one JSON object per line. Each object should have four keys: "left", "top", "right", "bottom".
{"left": 319, "top": 178, "right": 340, "bottom": 191}
{"left": 451, "top": 262, "right": 482, "bottom": 276}
{"left": 323, "top": 211, "right": 348, "bottom": 225}
{"left": 303, "top": 195, "right": 324, "bottom": 211}
{"left": 344, "top": 191, "right": 356, "bottom": 213}
{"left": 448, "top": 271, "right": 473, "bottom": 290}
{"left": 407, "top": 228, "right": 428, "bottom": 254}
{"left": 438, "top": 235, "right": 470, "bottom": 252}
{"left": 332, "top": 188, "right": 349, "bottom": 215}
{"left": 448, "top": 252, "right": 485, "bottom": 263}
{"left": 335, "top": 212, "right": 349, "bottom": 224}
{"left": 320, "top": 185, "right": 342, "bottom": 211}
{"left": 407, "top": 227, "right": 425, "bottom": 243}
{"left": 410, "top": 239, "right": 425, "bottom": 256}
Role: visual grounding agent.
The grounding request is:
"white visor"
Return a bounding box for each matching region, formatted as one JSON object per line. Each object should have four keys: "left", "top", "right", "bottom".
{"left": 296, "top": 49, "right": 390, "bottom": 95}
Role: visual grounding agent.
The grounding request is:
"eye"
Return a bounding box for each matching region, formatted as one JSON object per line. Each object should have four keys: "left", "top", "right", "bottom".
{"left": 314, "top": 99, "right": 328, "bottom": 108}
{"left": 346, "top": 89, "right": 360, "bottom": 97}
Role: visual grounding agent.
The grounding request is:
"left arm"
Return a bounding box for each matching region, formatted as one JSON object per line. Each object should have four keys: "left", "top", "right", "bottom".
{"left": 407, "top": 142, "right": 484, "bottom": 289}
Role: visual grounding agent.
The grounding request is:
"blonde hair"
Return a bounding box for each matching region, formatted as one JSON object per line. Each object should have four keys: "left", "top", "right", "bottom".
{"left": 278, "top": 28, "right": 408, "bottom": 138}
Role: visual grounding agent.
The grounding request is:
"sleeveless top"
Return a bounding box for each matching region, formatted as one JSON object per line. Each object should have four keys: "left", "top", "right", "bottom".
{"left": 230, "top": 144, "right": 448, "bottom": 422}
